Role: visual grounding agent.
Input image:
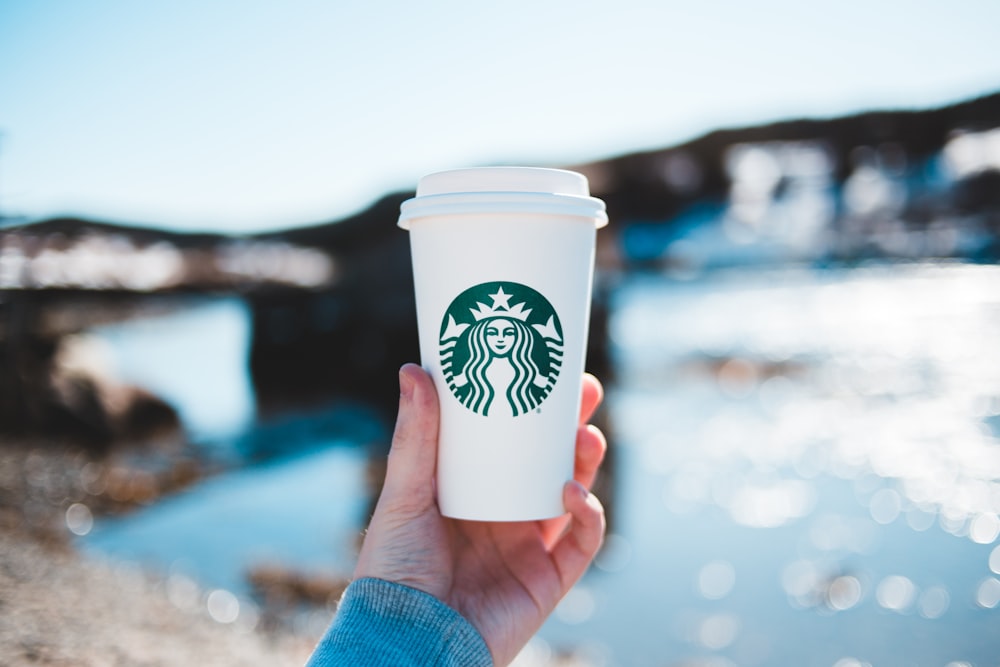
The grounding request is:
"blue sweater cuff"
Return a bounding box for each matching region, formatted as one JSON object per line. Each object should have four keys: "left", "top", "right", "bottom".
{"left": 305, "top": 578, "right": 493, "bottom": 667}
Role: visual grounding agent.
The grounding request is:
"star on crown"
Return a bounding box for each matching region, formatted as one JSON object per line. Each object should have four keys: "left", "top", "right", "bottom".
{"left": 470, "top": 286, "right": 532, "bottom": 322}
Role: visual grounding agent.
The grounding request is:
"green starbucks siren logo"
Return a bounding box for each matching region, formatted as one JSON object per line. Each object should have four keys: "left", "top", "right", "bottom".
{"left": 440, "top": 281, "right": 564, "bottom": 417}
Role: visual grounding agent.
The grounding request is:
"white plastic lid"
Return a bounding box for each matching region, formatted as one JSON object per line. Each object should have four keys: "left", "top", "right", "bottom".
{"left": 398, "top": 167, "right": 608, "bottom": 229}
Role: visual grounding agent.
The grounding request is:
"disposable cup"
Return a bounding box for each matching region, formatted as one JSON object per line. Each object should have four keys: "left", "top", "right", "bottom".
{"left": 398, "top": 167, "right": 608, "bottom": 521}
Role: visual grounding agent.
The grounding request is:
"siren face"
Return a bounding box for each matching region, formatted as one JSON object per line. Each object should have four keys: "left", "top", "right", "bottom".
{"left": 485, "top": 318, "right": 516, "bottom": 356}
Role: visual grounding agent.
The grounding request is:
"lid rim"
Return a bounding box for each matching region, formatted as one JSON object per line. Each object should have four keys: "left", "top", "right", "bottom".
{"left": 398, "top": 192, "right": 608, "bottom": 230}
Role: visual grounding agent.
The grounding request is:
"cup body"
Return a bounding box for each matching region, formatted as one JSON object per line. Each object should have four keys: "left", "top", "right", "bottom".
{"left": 399, "top": 168, "right": 606, "bottom": 521}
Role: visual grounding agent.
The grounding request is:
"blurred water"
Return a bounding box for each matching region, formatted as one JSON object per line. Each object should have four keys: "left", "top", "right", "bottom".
{"left": 80, "top": 263, "right": 1000, "bottom": 666}
{"left": 82, "top": 297, "right": 378, "bottom": 602}
{"left": 93, "top": 297, "right": 256, "bottom": 441}
{"left": 530, "top": 263, "right": 1000, "bottom": 667}
{"left": 83, "top": 446, "right": 368, "bottom": 597}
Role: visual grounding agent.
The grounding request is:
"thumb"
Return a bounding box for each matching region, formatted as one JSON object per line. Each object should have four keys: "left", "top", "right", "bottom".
{"left": 381, "top": 363, "right": 440, "bottom": 503}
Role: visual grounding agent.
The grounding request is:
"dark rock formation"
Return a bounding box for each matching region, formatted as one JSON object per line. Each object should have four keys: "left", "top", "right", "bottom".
{"left": 0, "top": 292, "right": 182, "bottom": 452}
{"left": 246, "top": 193, "right": 417, "bottom": 420}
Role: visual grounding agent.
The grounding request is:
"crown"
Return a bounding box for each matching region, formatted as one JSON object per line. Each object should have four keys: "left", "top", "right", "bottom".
{"left": 470, "top": 286, "right": 532, "bottom": 322}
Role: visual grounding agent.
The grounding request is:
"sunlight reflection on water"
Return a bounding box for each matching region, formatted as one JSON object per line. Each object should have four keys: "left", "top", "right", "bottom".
{"left": 533, "top": 263, "right": 1000, "bottom": 666}
{"left": 611, "top": 264, "right": 1000, "bottom": 535}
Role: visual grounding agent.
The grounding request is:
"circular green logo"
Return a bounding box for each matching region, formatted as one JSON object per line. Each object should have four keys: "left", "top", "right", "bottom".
{"left": 439, "top": 281, "right": 563, "bottom": 417}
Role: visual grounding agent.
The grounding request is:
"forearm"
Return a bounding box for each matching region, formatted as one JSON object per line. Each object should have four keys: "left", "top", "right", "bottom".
{"left": 306, "top": 578, "right": 493, "bottom": 667}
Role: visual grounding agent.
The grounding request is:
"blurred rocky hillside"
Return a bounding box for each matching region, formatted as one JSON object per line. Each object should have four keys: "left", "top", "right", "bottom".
{"left": 2, "top": 90, "right": 998, "bottom": 443}
{"left": 574, "top": 89, "right": 1000, "bottom": 270}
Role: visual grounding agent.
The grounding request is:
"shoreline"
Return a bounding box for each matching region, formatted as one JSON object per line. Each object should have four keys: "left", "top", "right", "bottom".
{"left": 0, "top": 438, "right": 321, "bottom": 667}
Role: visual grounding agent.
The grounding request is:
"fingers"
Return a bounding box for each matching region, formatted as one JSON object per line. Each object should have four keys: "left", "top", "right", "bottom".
{"left": 578, "top": 373, "right": 604, "bottom": 425}
{"left": 381, "top": 363, "right": 440, "bottom": 504}
{"left": 575, "top": 372, "right": 607, "bottom": 490}
{"left": 573, "top": 424, "right": 607, "bottom": 492}
{"left": 539, "top": 375, "right": 608, "bottom": 548}
{"left": 551, "top": 481, "right": 606, "bottom": 591}
{"left": 539, "top": 423, "right": 606, "bottom": 549}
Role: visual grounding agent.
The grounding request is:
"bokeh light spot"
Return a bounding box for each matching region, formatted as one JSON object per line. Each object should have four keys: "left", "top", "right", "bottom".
{"left": 555, "top": 585, "right": 596, "bottom": 625}
{"left": 166, "top": 573, "right": 201, "bottom": 613}
{"left": 65, "top": 503, "right": 93, "bottom": 536}
{"left": 594, "top": 533, "right": 632, "bottom": 573}
{"left": 990, "top": 545, "right": 1000, "bottom": 575}
{"left": 917, "top": 586, "right": 950, "bottom": 619}
{"left": 698, "top": 613, "right": 741, "bottom": 650}
{"left": 869, "top": 488, "right": 901, "bottom": 525}
{"left": 698, "top": 560, "right": 736, "bottom": 600}
{"left": 782, "top": 560, "right": 820, "bottom": 602}
{"left": 207, "top": 589, "right": 240, "bottom": 623}
{"left": 875, "top": 575, "right": 916, "bottom": 612}
{"left": 969, "top": 513, "right": 1000, "bottom": 544}
{"left": 975, "top": 578, "right": 1000, "bottom": 609}
{"left": 828, "top": 575, "right": 862, "bottom": 611}
{"left": 904, "top": 509, "right": 936, "bottom": 532}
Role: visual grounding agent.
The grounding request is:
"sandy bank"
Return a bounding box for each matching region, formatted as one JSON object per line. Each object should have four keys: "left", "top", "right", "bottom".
{"left": 0, "top": 440, "right": 322, "bottom": 667}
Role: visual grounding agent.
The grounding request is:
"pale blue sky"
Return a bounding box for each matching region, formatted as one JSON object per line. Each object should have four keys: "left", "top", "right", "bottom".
{"left": 1, "top": 0, "right": 998, "bottom": 232}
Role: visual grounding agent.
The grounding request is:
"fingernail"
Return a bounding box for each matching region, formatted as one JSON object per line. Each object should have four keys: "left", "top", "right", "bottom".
{"left": 399, "top": 366, "right": 414, "bottom": 400}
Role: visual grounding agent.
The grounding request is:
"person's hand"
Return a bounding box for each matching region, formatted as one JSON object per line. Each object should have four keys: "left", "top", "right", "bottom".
{"left": 354, "top": 363, "right": 608, "bottom": 666}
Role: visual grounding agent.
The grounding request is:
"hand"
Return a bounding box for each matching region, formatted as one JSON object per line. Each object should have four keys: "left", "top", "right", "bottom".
{"left": 354, "top": 363, "right": 608, "bottom": 666}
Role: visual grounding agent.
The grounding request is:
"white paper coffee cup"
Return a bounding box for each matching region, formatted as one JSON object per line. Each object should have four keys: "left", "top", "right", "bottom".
{"left": 399, "top": 167, "right": 608, "bottom": 521}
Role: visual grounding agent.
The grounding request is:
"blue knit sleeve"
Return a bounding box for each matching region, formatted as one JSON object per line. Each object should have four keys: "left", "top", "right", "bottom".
{"left": 305, "top": 578, "right": 493, "bottom": 667}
